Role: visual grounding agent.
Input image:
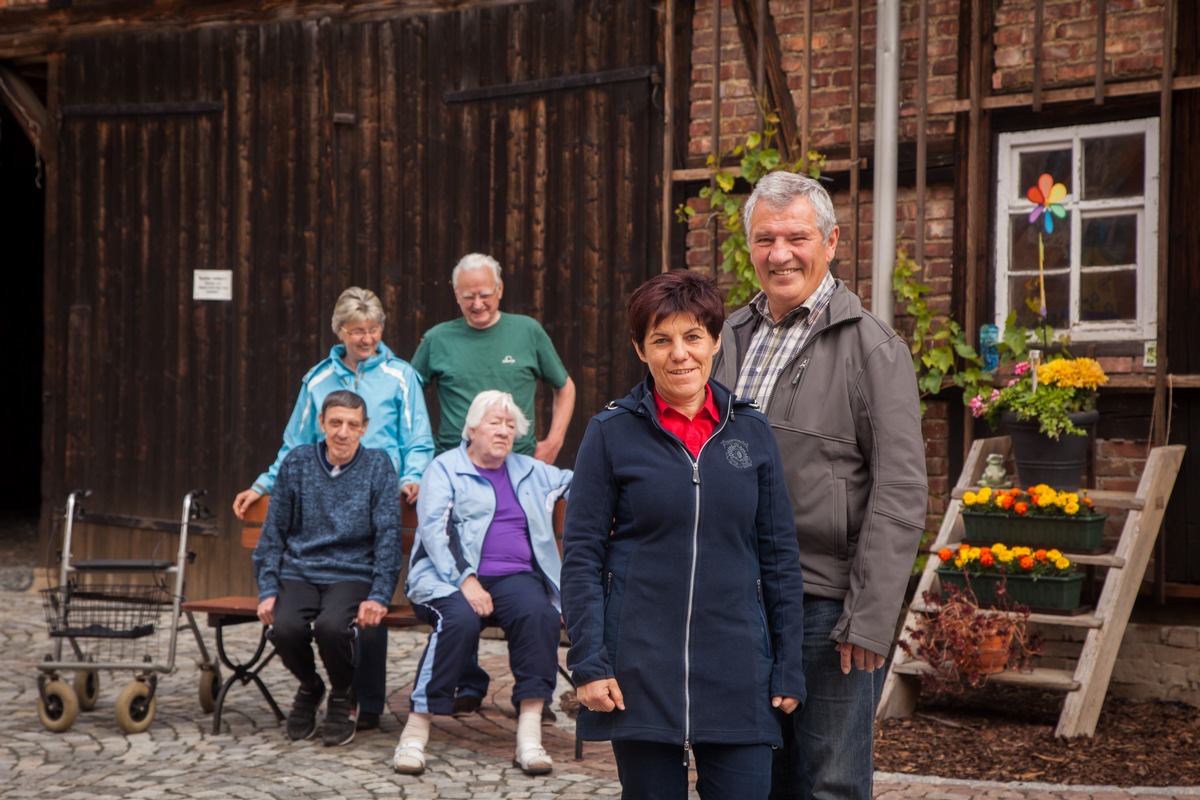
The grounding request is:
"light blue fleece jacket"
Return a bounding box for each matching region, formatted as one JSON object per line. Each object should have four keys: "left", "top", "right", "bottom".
{"left": 406, "top": 443, "right": 572, "bottom": 610}
{"left": 253, "top": 343, "right": 433, "bottom": 494}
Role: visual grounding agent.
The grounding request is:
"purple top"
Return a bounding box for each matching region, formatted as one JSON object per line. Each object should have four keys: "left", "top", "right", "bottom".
{"left": 476, "top": 463, "right": 534, "bottom": 576}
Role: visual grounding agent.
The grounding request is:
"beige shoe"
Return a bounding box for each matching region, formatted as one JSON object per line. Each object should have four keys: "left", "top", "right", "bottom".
{"left": 392, "top": 741, "right": 426, "bottom": 775}
{"left": 513, "top": 742, "right": 553, "bottom": 775}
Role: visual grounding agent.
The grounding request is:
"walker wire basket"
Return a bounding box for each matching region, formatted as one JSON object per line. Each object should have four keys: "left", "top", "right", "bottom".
{"left": 41, "top": 584, "right": 171, "bottom": 641}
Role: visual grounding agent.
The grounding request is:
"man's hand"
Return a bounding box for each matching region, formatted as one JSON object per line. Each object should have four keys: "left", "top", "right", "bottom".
{"left": 256, "top": 595, "right": 276, "bottom": 625}
{"left": 576, "top": 678, "right": 625, "bottom": 713}
{"left": 233, "top": 488, "right": 263, "bottom": 520}
{"left": 460, "top": 576, "right": 494, "bottom": 617}
{"left": 533, "top": 437, "right": 563, "bottom": 465}
{"left": 836, "top": 642, "right": 884, "bottom": 675}
{"left": 356, "top": 599, "right": 388, "bottom": 628}
{"left": 772, "top": 696, "right": 800, "bottom": 714}
{"left": 401, "top": 483, "right": 420, "bottom": 505}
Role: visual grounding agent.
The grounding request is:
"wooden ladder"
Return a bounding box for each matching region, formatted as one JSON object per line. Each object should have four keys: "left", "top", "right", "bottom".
{"left": 877, "top": 437, "right": 1185, "bottom": 738}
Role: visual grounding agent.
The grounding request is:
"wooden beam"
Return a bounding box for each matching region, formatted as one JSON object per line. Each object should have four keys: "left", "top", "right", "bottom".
{"left": 924, "top": 74, "right": 1200, "bottom": 115}
{"left": 0, "top": 64, "right": 49, "bottom": 158}
{"left": 729, "top": 0, "right": 798, "bottom": 162}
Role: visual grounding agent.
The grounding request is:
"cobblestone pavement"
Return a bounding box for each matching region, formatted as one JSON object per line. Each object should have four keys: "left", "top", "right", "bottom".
{"left": 1, "top": 587, "right": 1194, "bottom": 799}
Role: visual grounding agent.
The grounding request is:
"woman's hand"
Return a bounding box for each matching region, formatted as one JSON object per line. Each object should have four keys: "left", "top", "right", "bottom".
{"left": 401, "top": 483, "right": 419, "bottom": 504}
{"left": 576, "top": 678, "right": 625, "bottom": 713}
{"left": 233, "top": 487, "right": 262, "bottom": 520}
{"left": 772, "top": 695, "right": 800, "bottom": 714}
{"left": 460, "top": 576, "right": 494, "bottom": 617}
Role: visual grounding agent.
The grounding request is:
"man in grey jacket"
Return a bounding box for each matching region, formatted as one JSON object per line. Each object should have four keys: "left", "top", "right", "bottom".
{"left": 712, "top": 172, "right": 927, "bottom": 800}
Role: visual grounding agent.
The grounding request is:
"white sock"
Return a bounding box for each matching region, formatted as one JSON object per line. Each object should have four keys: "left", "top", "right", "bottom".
{"left": 399, "top": 713, "right": 431, "bottom": 748}
{"left": 516, "top": 706, "right": 542, "bottom": 752}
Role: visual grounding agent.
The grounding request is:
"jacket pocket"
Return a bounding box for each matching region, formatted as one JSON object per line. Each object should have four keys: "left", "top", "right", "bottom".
{"left": 832, "top": 477, "right": 848, "bottom": 560}
{"left": 781, "top": 357, "right": 810, "bottom": 422}
{"left": 755, "top": 579, "right": 773, "bottom": 658}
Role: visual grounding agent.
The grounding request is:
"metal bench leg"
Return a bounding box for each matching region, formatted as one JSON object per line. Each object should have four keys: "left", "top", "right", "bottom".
{"left": 210, "top": 622, "right": 284, "bottom": 734}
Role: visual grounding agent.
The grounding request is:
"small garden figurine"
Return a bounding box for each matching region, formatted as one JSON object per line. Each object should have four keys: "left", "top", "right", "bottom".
{"left": 978, "top": 453, "right": 1011, "bottom": 489}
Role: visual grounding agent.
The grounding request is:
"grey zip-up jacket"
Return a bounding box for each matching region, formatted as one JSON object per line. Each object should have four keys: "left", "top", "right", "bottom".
{"left": 712, "top": 281, "right": 927, "bottom": 656}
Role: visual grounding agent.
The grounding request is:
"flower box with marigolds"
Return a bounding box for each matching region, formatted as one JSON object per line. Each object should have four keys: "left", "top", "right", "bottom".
{"left": 935, "top": 544, "right": 1085, "bottom": 611}
{"left": 960, "top": 485, "right": 1108, "bottom": 552}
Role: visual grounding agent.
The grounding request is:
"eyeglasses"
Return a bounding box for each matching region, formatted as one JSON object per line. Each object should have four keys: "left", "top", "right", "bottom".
{"left": 457, "top": 290, "right": 496, "bottom": 302}
{"left": 341, "top": 325, "right": 382, "bottom": 339}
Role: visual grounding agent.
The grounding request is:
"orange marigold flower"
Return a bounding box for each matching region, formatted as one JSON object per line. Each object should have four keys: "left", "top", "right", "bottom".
{"left": 1035, "top": 549, "right": 1048, "bottom": 562}
{"left": 980, "top": 551, "right": 994, "bottom": 567}
{"left": 1014, "top": 502, "right": 1028, "bottom": 515}
{"left": 938, "top": 548, "right": 953, "bottom": 562}
{"left": 1019, "top": 555, "right": 1035, "bottom": 570}
{"left": 999, "top": 495, "right": 1014, "bottom": 509}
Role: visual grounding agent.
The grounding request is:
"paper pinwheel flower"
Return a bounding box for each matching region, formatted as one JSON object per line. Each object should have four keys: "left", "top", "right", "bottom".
{"left": 1027, "top": 173, "right": 1067, "bottom": 234}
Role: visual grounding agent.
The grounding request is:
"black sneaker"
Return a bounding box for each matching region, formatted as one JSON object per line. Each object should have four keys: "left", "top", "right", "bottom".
{"left": 321, "top": 690, "right": 358, "bottom": 746}
{"left": 286, "top": 679, "right": 325, "bottom": 741}
{"left": 452, "top": 694, "right": 482, "bottom": 717}
{"left": 356, "top": 711, "right": 381, "bottom": 731}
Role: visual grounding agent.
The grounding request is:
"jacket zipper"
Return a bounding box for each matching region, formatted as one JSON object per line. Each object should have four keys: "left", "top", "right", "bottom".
{"left": 647, "top": 393, "right": 734, "bottom": 766}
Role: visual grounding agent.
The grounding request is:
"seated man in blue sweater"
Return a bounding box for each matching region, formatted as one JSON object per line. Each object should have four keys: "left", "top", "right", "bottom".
{"left": 252, "top": 390, "right": 402, "bottom": 747}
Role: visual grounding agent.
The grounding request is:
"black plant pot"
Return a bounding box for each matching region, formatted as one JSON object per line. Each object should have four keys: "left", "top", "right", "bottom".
{"left": 1001, "top": 409, "right": 1098, "bottom": 491}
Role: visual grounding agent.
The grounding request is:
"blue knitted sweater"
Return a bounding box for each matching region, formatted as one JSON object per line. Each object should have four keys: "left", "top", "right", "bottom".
{"left": 252, "top": 444, "right": 402, "bottom": 605}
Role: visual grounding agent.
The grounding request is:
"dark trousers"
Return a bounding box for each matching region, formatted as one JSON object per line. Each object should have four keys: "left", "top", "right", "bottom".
{"left": 612, "top": 739, "right": 773, "bottom": 800}
{"left": 353, "top": 624, "right": 388, "bottom": 715}
{"left": 409, "top": 571, "right": 559, "bottom": 715}
{"left": 270, "top": 579, "right": 368, "bottom": 695}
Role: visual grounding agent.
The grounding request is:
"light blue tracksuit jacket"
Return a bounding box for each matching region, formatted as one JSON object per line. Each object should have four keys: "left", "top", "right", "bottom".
{"left": 253, "top": 342, "right": 434, "bottom": 494}
{"left": 406, "top": 443, "right": 572, "bottom": 611}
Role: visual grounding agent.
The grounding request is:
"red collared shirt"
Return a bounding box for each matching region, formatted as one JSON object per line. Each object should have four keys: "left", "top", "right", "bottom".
{"left": 653, "top": 385, "right": 720, "bottom": 458}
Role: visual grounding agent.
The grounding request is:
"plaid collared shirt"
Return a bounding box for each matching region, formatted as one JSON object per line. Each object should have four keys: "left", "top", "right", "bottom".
{"left": 734, "top": 272, "right": 838, "bottom": 410}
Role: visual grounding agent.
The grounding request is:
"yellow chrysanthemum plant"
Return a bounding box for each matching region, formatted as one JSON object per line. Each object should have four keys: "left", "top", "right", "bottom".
{"left": 960, "top": 484, "right": 1103, "bottom": 520}
{"left": 968, "top": 355, "right": 1108, "bottom": 440}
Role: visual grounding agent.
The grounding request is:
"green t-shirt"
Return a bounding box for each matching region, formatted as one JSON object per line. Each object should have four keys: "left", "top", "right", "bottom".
{"left": 411, "top": 313, "right": 570, "bottom": 455}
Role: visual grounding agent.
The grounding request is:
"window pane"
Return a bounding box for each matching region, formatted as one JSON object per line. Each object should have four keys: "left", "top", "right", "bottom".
{"left": 1008, "top": 273, "right": 1069, "bottom": 328}
{"left": 1019, "top": 149, "right": 1072, "bottom": 198}
{"left": 1080, "top": 270, "right": 1137, "bottom": 322}
{"left": 1082, "top": 215, "right": 1137, "bottom": 266}
{"left": 1010, "top": 213, "right": 1069, "bottom": 271}
{"left": 1082, "top": 134, "right": 1144, "bottom": 199}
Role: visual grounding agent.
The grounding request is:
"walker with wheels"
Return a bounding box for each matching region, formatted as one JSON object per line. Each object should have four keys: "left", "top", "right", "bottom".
{"left": 36, "top": 489, "right": 221, "bottom": 733}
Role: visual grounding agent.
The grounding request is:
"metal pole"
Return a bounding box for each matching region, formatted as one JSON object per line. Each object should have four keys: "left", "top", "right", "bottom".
{"left": 871, "top": 0, "right": 900, "bottom": 326}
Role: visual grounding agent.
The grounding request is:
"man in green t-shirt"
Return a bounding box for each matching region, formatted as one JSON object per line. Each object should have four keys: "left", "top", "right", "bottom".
{"left": 411, "top": 253, "right": 576, "bottom": 464}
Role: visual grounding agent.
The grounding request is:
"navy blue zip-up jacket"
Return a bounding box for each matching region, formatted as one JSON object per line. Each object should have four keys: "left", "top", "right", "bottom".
{"left": 561, "top": 377, "right": 806, "bottom": 748}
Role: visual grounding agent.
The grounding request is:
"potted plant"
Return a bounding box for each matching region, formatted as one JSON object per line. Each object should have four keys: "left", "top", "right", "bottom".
{"left": 960, "top": 484, "right": 1108, "bottom": 552}
{"left": 936, "top": 542, "right": 1086, "bottom": 611}
{"left": 968, "top": 355, "right": 1108, "bottom": 489}
{"left": 900, "top": 582, "right": 1041, "bottom": 693}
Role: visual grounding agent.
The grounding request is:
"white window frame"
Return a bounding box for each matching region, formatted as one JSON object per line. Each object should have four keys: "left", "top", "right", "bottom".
{"left": 994, "top": 117, "right": 1159, "bottom": 343}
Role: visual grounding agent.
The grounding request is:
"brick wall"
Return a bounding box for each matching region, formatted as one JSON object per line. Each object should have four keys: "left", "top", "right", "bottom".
{"left": 1038, "top": 623, "right": 1200, "bottom": 706}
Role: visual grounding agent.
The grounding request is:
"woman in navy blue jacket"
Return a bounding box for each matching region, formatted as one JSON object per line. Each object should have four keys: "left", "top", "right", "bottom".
{"left": 561, "top": 270, "right": 806, "bottom": 799}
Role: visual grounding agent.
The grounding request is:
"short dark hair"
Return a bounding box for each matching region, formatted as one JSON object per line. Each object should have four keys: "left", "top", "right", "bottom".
{"left": 321, "top": 390, "right": 368, "bottom": 422}
{"left": 627, "top": 269, "right": 725, "bottom": 345}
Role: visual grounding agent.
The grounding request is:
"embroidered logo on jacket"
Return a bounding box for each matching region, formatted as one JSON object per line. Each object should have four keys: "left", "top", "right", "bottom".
{"left": 502, "top": 355, "right": 516, "bottom": 365}
{"left": 723, "top": 439, "right": 753, "bottom": 469}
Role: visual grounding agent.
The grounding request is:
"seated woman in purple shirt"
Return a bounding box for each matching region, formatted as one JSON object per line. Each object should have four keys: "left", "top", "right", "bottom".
{"left": 395, "top": 390, "right": 572, "bottom": 777}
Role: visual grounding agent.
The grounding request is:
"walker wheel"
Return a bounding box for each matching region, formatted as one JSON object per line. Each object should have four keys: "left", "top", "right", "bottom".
{"left": 198, "top": 667, "right": 222, "bottom": 713}
{"left": 37, "top": 680, "right": 79, "bottom": 733}
{"left": 115, "top": 681, "right": 156, "bottom": 734}
{"left": 74, "top": 669, "right": 100, "bottom": 711}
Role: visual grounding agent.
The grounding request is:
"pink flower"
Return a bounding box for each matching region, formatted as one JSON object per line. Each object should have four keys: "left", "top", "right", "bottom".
{"left": 969, "top": 395, "right": 986, "bottom": 418}
{"left": 1014, "top": 361, "right": 1030, "bottom": 376}
{"left": 990, "top": 389, "right": 1000, "bottom": 402}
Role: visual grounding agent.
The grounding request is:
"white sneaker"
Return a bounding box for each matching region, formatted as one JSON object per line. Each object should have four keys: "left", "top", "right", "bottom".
{"left": 392, "top": 741, "right": 426, "bottom": 775}
{"left": 513, "top": 742, "right": 553, "bottom": 775}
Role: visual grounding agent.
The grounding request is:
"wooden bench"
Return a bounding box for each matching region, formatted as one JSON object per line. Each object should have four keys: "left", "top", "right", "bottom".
{"left": 183, "top": 495, "right": 578, "bottom": 756}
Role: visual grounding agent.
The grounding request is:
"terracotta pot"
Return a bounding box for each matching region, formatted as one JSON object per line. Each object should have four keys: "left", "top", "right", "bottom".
{"left": 955, "top": 631, "right": 1012, "bottom": 676}
{"left": 1002, "top": 409, "right": 1098, "bottom": 491}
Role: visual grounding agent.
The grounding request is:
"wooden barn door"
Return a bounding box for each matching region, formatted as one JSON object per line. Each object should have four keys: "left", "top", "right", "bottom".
{"left": 324, "top": 2, "right": 663, "bottom": 457}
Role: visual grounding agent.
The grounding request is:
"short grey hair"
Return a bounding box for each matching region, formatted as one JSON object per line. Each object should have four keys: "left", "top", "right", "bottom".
{"left": 451, "top": 253, "right": 503, "bottom": 291}
{"left": 461, "top": 390, "right": 530, "bottom": 442}
{"left": 742, "top": 172, "right": 838, "bottom": 241}
{"left": 330, "top": 287, "right": 386, "bottom": 335}
{"left": 321, "top": 390, "right": 369, "bottom": 422}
